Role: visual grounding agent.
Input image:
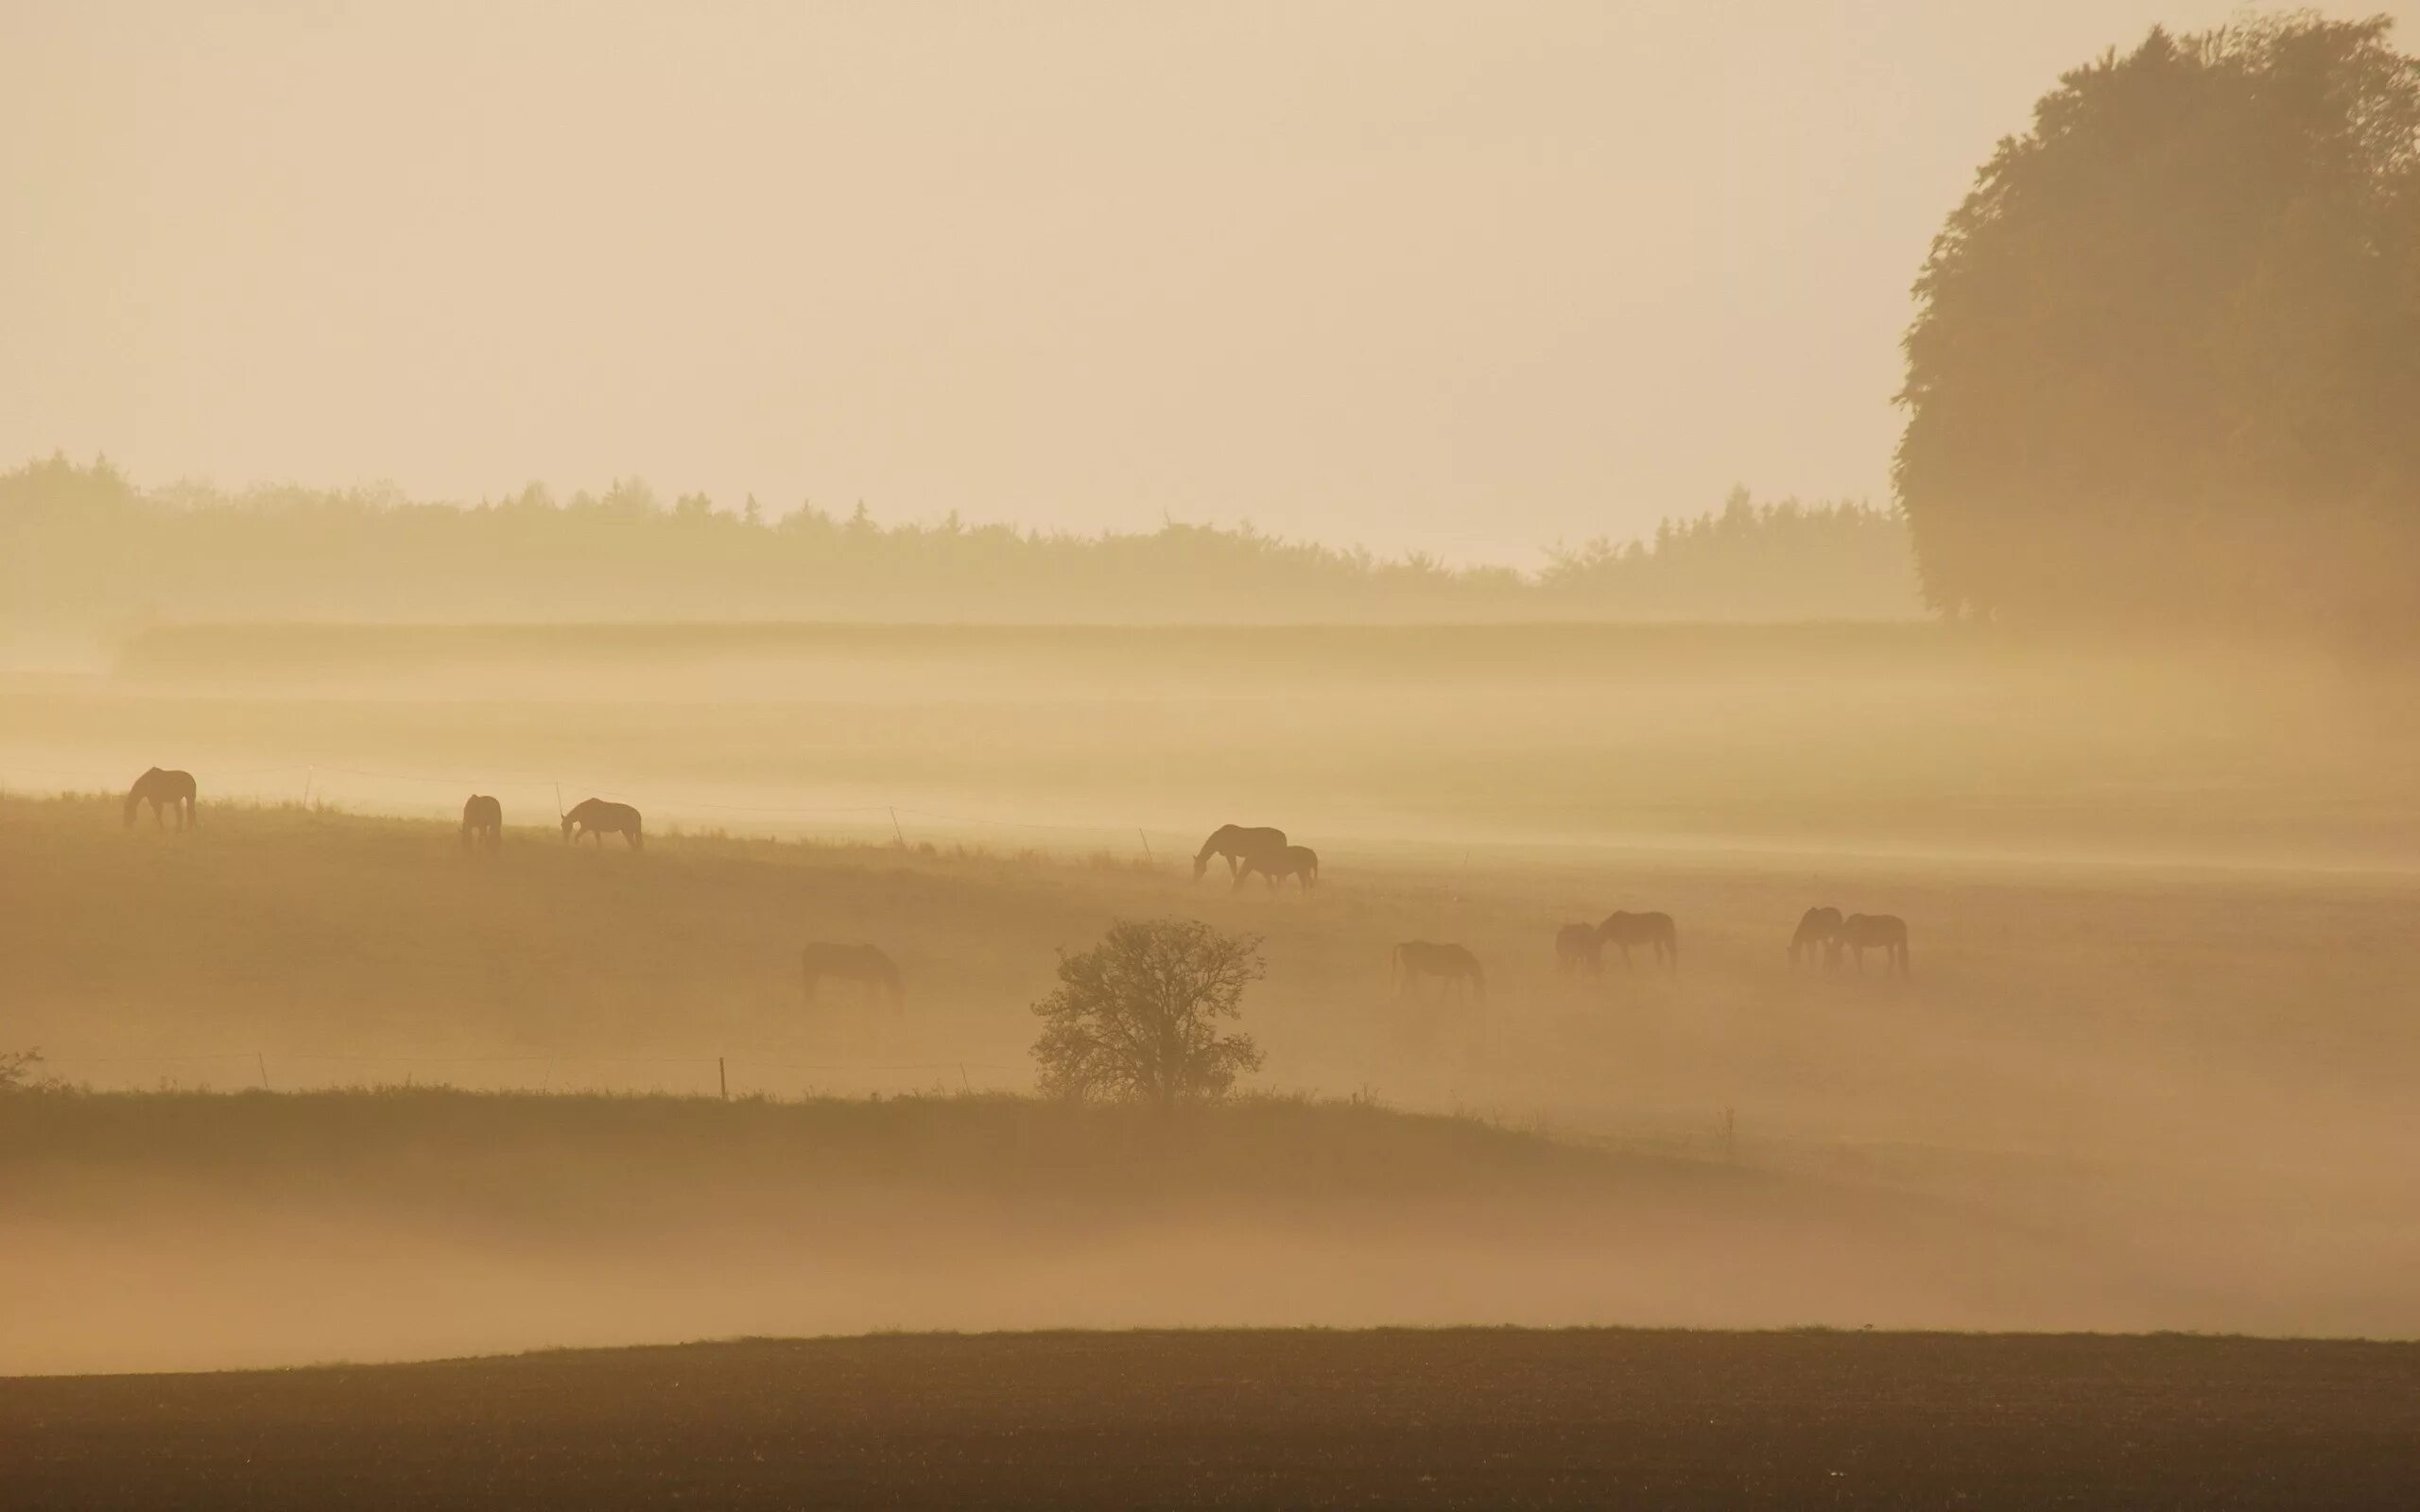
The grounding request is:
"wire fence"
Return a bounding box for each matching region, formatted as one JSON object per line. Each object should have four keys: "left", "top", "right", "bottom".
{"left": 32, "top": 1049, "right": 1033, "bottom": 1100}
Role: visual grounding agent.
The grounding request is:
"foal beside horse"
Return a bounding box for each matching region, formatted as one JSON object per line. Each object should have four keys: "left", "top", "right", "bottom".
{"left": 1236, "top": 844, "right": 1319, "bottom": 893}
{"left": 123, "top": 767, "right": 197, "bottom": 831}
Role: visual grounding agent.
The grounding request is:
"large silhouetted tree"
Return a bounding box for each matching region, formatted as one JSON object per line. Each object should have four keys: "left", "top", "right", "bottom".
{"left": 1896, "top": 16, "right": 2420, "bottom": 636}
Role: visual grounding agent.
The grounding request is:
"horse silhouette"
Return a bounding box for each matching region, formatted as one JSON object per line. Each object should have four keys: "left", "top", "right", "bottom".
{"left": 1193, "top": 824, "right": 1288, "bottom": 883}
{"left": 1599, "top": 910, "right": 1678, "bottom": 971}
{"left": 459, "top": 794, "right": 503, "bottom": 853}
{"left": 1789, "top": 905, "right": 1843, "bottom": 965}
{"left": 1828, "top": 913, "right": 1910, "bottom": 974}
{"left": 1393, "top": 940, "right": 1484, "bottom": 1001}
{"left": 802, "top": 942, "right": 904, "bottom": 1011}
{"left": 1555, "top": 922, "right": 1604, "bottom": 978}
{"left": 561, "top": 798, "right": 644, "bottom": 850}
{"left": 122, "top": 767, "right": 197, "bottom": 831}
{"left": 1236, "top": 844, "right": 1319, "bottom": 893}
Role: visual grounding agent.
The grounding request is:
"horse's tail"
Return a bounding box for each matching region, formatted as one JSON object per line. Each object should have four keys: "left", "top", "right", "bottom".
{"left": 629, "top": 815, "right": 645, "bottom": 851}
{"left": 1305, "top": 850, "right": 1320, "bottom": 888}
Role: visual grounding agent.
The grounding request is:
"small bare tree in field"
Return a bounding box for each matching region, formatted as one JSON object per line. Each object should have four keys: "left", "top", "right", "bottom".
{"left": 0, "top": 1048, "right": 50, "bottom": 1092}
{"left": 1029, "top": 919, "right": 1264, "bottom": 1107}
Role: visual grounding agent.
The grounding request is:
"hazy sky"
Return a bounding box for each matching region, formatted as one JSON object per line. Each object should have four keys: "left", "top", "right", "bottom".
{"left": 6, "top": 2, "right": 2414, "bottom": 561}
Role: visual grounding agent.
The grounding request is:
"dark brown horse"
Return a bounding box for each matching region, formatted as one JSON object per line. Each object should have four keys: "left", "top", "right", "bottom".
{"left": 1554, "top": 922, "right": 1603, "bottom": 978}
{"left": 1393, "top": 940, "right": 1484, "bottom": 1001}
{"left": 802, "top": 942, "right": 904, "bottom": 1010}
{"left": 1236, "top": 844, "right": 1319, "bottom": 893}
{"left": 1194, "top": 824, "right": 1288, "bottom": 883}
{"left": 460, "top": 794, "right": 503, "bottom": 852}
{"left": 561, "top": 798, "right": 643, "bottom": 850}
{"left": 1789, "top": 905, "right": 1842, "bottom": 966}
{"left": 1599, "top": 910, "right": 1678, "bottom": 971}
{"left": 1828, "top": 913, "right": 1910, "bottom": 974}
{"left": 123, "top": 767, "right": 197, "bottom": 831}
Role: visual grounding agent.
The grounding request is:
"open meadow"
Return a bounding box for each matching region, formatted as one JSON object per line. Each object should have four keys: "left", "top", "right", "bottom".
{"left": 5, "top": 622, "right": 2420, "bottom": 1374}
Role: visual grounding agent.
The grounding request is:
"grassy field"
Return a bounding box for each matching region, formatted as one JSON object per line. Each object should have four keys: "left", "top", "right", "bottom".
{"left": 7, "top": 784, "right": 2420, "bottom": 1367}
{"left": 8, "top": 622, "right": 2419, "bottom": 1380}
{"left": 8, "top": 1328, "right": 2416, "bottom": 1508}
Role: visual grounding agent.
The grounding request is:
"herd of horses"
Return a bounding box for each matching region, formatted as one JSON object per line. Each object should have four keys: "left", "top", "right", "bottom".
{"left": 118, "top": 777, "right": 1912, "bottom": 1016}
{"left": 1201, "top": 824, "right": 1912, "bottom": 996}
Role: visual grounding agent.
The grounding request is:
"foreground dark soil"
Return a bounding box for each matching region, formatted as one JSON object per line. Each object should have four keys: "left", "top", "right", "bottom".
{"left": 6, "top": 1329, "right": 2416, "bottom": 1509}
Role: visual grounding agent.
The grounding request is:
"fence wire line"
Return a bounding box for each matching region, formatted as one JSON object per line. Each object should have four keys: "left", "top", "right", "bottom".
{"left": 41, "top": 1052, "right": 1019, "bottom": 1073}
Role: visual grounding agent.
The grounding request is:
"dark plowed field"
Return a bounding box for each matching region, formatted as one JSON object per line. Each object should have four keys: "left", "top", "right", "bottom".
{"left": 7, "top": 1328, "right": 2416, "bottom": 1508}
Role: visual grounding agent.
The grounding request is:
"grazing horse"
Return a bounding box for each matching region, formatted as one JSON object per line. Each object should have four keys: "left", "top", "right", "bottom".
{"left": 1828, "top": 913, "right": 1910, "bottom": 974}
{"left": 1393, "top": 941, "right": 1484, "bottom": 1001}
{"left": 1790, "top": 906, "right": 1843, "bottom": 966}
{"left": 1554, "top": 922, "right": 1603, "bottom": 979}
{"left": 1236, "top": 844, "right": 1320, "bottom": 893}
{"left": 1598, "top": 910, "right": 1678, "bottom": 971}
{"left": 1193, "top": 824, "right": 1288, "bottom": 883}
{"left": 122, "top": 767, "right": 197, "bottom": 831}
{"left": 802, "top": 942, "right": 905, "bottom": 1010}
{"left": 561, "top": 798, "right": 644, "bottom": 850}
{"left": 459, "top": 794, "right": 503, "bottom": 853}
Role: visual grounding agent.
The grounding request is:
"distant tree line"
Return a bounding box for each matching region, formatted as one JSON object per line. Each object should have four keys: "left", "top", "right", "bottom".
{"left": 0, "top": 456, "right": 1919, "bottom": 633}
{"left": 1898, "top": 15, "right": 2420, "bottom": 639}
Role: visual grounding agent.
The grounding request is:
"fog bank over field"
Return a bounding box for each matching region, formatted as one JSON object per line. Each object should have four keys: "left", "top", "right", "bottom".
{"left": 8, "top": 621, "right": 2416, "bottom": 868}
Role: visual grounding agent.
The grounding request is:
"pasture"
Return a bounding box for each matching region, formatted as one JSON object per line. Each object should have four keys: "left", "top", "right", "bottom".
{"left": 5, "top": 621, "right": 2419, "bottom": 1375}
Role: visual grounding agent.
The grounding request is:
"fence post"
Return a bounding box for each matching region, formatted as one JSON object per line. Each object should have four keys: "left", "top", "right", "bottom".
{"left": 1723, "top": 1107, "right": 1736, "bottom": 1164}
{"left": 256, "top": 1052, "right": 269, "bottom": 1091}
{"left": 1137, "top": 828, "right": 1153, "bottom": 863}
{"left": 718, "top": 1057, "right": 729, "bottom": 1101}
{"left": 889, "top": 807, "right": 906, "bottom": 847}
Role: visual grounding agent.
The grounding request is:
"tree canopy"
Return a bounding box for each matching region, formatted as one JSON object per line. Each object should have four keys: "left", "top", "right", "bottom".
{"left": 0, "top": 456, "right": 1918, "bottom": 630}
{"left": 1029, "top": 919, "right": 1264, "bottom": 1108}
{"left": 1895, "top": 15, "right": 2420, "bottom": 637}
